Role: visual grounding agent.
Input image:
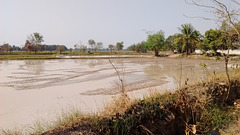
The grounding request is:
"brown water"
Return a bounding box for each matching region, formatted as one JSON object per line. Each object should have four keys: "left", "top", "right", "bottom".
{"left": 0, "top": 58, "right": 239, "bottom": 130}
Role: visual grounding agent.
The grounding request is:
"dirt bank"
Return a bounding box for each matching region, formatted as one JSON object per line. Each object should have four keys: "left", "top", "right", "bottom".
{"left": 42, "top": 72, "right": 240, "bottom": 135}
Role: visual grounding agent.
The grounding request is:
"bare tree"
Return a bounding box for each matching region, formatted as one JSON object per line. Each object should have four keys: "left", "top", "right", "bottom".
{"left": 96, "top": 42, "right": 103, "bottom": 51}
{"left": 185, "top": 0, "right": 239, "bottom": 34}
{"left": 185, "top": 0, "right": 240, "bottom": 102}
{"left": 74, "top": 41, "right": 87, "bottom": 52}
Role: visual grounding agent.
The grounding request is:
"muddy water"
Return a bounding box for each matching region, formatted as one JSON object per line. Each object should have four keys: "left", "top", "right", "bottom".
{"left": 0, "top": 58, "right": 239, "bottom": 130}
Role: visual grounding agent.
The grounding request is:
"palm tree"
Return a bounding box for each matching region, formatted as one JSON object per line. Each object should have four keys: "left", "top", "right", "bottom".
{"left": 178, "top": 24, "right": 200, "bottom": 54}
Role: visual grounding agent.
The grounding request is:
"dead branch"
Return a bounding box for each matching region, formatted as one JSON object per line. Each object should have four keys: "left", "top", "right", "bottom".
{"left": 139, "top": 125, "right": 154, "bottom": 135}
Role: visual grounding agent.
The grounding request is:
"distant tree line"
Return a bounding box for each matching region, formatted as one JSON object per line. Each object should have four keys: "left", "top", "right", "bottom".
{"left": 126, "top": 22, "right": 239, "bottom": 56}
{"left": 127, "top": 41, "right": 147, "bottom": 53}
{"left": 73, "top": 39, "right": 125, "bottom": 54}
{"left": 0, "top": 32, "right": 68, "bottom": 54}
{"left": 0, "top": 43, "right": 68, "bottom": 54}
{"left": 1, "top": 19, "right": 239, "bottom": 56}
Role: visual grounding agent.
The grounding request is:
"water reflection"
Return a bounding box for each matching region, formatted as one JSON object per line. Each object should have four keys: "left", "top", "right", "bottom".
{"left": 3, "top": 61, "right": 9, "bottom": 65}
{"left": 88, "top": 59, "right": 105, "bottom": 68}
{"left": 0, "top": 58, "right": 238, "bottom": 92}
{"left": 24, "top": 60, "right": 44, "bottom": 75}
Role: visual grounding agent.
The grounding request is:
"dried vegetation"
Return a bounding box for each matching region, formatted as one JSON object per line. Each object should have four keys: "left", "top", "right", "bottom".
{"left": 40, "top": 71, "right": 240, "bottom": 135}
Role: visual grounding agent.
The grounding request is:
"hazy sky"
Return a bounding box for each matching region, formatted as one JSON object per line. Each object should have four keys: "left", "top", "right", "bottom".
{"left": 1, "top": 0, "right": 223, "bottom": 48}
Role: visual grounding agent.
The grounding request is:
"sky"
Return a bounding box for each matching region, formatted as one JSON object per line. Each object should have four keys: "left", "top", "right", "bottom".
{"left": 0, "top": 0, "right": 226, "bottom": 48}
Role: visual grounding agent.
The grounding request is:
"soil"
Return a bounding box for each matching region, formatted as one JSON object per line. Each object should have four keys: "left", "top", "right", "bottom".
{"left": 0, "top": 58, "right": 239, "bottom": 131}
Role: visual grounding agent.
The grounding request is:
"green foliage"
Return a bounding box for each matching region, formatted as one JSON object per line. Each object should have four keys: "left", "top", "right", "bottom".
{"left": 135, "top": 42, "right": 147, "bottom": 53}
{"left": 197, "top": 21, "right": 239, "bottom": 54}
{"left": 96, "top": 42, "right": 103, "bottom": 51}
{"left": 204, "top": 29, "right": 225, "bottom": 53}
{"left": 175, "top": 24, "right": 200, "bottom": 54}
{"left": 144, "top": 30, "right": 165, "bottom": 56}
{"left": 108, "top": 44, "right": 115, "bottom": 52}
{"left": 127, "top": 42, "right": 147, "bottom": 53}
{"left": 173, "top": 34, "right": 185, "bottom": 53}
{"left": 31, "top": 32, "right": 44, "bottom": 45}
{"left": 116, "top": 42, "right": 124, "bottom": 51}
{"left": 26, "top": 32, "right": 44, "bottom": 54}
{"left": 1, "top": 43, "right": 13, "bottom": 54}
{"left": 56, "top": 45, "right": 66, "bottom": 54}
{"left": 88, "top": 39, "right": 96, "bottom": 50}
{"left": 197, "top": 42, "right": 209, "bottom": 53}
{"left": 164, "top": 35, "right": 176, "bottom": 52}
{"left": 127, "top": 44, "right": 136, "bottom": 51}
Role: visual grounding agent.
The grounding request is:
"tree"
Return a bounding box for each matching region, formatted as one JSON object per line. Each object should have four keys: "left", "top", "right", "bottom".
{"left": 74, "top": 44, "right": 79, "bottom": 51}
{"left": 27, "top": 32, "right": 44, "bottom": 54}
{"left": 127, "top": 42, "right": 147, "bottom": 53}
{"left": 108, "top": 44, "right": 115, "bottom": 53}
{"left": 74, "top": 42, "right": 87, "bottom": 52}
{"left": 24, "top": 40, "right": 33, "bottom": 53}
{"left": 57, "top": 45, "right": 66, "bottom": 54}
{"left": 80, "top": 45, "right": 87, "bottom": 52}
{"left": 185, "top": 0, "right": 239, "bottom": 51}
{"left": 144, "top": 30, "right": 165, "bottom": 56}
{"left": 176, "top": 24, "right": 200, "bottom": 54}
{"left": 219, "top": 20, "right": 239, "bottom": 50}
{"left": 185, "top": 0, "right": 239, "bottom": 35}
{"left": 2, "top": 43, "right": 12, "bottom": 54}
{"left": 88, "top": 39, "right": 96, "bottom": 51}
{"left": 135, "top": 42, "right": 147, "bottom": 53}
{"left": 96, "top": 42, "right": 103, "bottom": 51}
{"left": 127, "top": 44, "right": 136, "bottom": 51}
{"left": 116, "top": 42, "right": 124, "bottom": 51}
{"left": 173, "top": 34, "right": 185, "bottom": 53}
{"left": 69, "top": 48, "right": 73, "bottom": 54}
{"left": 186, "top": 0, "right": 240, "bottom": 108}
{"left": 203, "top": 29, "right": 225, "bottom": 53}
{"left": 165, "top": 35, "right": 180, "bottom": 52}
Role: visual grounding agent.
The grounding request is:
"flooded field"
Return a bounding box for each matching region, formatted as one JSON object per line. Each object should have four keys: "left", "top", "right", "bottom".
{"left": 0, "top": 58, "right": 239, "bottom": 129}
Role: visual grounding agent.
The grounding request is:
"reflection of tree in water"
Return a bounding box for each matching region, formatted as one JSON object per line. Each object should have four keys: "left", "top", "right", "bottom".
{"left": 3, "top": 61, "right": 9, "bottom": 65}
{"left": 57, "top": 59, "right": 65, "bottom": 63}
{"left": 24, "top": 60, "right": 44, "bottom": 75}
{"left": 88, "top": 59, "right": 105, "bottom": 68}
{"left": 74, "top": 59, "right": 88, "bottom": 64}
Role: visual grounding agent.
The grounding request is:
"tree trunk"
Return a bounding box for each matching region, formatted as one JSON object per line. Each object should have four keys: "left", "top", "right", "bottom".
{"left": 154, "top": 49, "right": 159, "bottom": 56}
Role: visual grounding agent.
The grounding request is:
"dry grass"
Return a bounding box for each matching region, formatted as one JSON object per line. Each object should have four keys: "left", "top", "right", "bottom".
{"left": 102, "top": 95, "right": 133, "bottom": 117}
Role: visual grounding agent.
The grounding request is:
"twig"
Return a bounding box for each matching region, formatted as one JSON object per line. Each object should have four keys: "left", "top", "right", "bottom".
{"left": 139, "top": 125, "right": 154, "bottom": 135}
{"left": 108, "top": 59, "right": 129, "bottom": 99}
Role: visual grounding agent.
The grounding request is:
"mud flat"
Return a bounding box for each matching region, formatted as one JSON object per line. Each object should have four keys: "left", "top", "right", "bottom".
{"left": 0, "top": 58, "right": 239, "bottom": 130}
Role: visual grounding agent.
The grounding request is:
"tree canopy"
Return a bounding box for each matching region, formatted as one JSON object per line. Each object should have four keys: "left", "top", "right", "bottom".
{"left": 176, "top": 24, "right": 200, "bottom": 54}
{"left": 116, "top": 42, "right": 124, "bottom": 51}
{"left": 144, "top": 30, "right": 165, "bottom": 56}
{"left": 127, "top": 42, "right": 147, "bottom": 53}
{"left": 26, "top": 32, "right": 44, "bottom": 54}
